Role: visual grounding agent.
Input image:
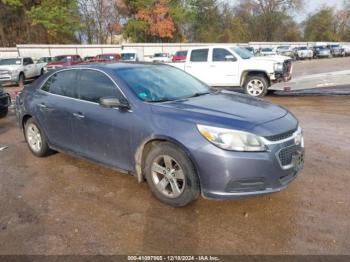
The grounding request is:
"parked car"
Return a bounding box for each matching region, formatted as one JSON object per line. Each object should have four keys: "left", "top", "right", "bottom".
{"left": 45, "top": 55, "right": 82, "bottom": 71}
{"left": 120, "top": 49, "right": 139, "bottom": 62}
{"left": 91, "top": 53, "right": 121, "bottom": 63}
{"left": 294, "top": 46, "right": 313, "bottom": 60}
{"left": 150, "top": 53, "right": 172, "bottom": 63}
{"left": 37, "top": 57, "right": 54, "bottom": 64}
{"left": 172, "top": 50, "right": 187, "bottom": 62}
{"left": 16, "top": 63, "right": 304, "bottom": 207}
{"left": 343, "top": 44, "right": 350, "bottom": 56}
{"left": 276, "top": 46, "right": 294, "bottom": 58}
{"left": 0, "top": 83, "right": 11, "bottom": 118}
{"left": 313, "top": 46, "right": 331, "bottom": 58}
{"left": 83, "top": 56, "right": 95, "bottom": 62}
{"left": 258, "top": 47, "right": 277, "bottom": 56}
{"left": 170, "top": 45, "right": 292, "bottom": 97}
{"left": 327, "top": 44, "right": 345, "bottom": 57}
{"left": 0, "top": 57, "right": 45, "bottom": 87}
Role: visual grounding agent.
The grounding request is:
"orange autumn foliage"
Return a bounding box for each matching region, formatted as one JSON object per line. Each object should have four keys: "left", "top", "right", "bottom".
{"left": 136, "top": 0, "right": 176, "bottom": 39}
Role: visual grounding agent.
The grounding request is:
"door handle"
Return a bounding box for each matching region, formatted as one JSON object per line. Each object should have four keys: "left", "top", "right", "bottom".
{"left": 73, "top": 112, "right": 85, "bottom": 119}
{"left": 37, "top": 103, "right": 48, "bottom": 109}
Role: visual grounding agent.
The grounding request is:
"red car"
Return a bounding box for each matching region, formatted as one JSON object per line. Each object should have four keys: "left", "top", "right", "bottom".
{"left": 91, "top": 53, "right": 121, "bottom": 63}
{"left": 45, "top": 55, "right": 82, "bottom": 71}
{"left": 172, "top": 50, "right": 187, "bottom": 62}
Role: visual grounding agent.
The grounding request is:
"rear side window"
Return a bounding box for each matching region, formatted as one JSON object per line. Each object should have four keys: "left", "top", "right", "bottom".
{"left": 78, "top": 70, "right": 123, "bottom": 103}
{"left": 41, "top": 70, "right": 78, "bottom": 98}
{"left": 190, "top": 49, "right": 209, "bottom": 62}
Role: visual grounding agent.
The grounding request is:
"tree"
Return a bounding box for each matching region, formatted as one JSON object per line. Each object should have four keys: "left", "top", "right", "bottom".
{"left": 304, "top": 7, "right": 339, "bottom": 41}
{"left": 27, "top": 0, "right": 80, "bottom": 43}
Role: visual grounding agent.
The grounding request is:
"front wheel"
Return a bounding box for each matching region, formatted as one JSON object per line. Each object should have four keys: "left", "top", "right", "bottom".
{"left": 244, "top": 75, "right": 269, "bottom": 98}
{"left": 144, "top": 142, "right": 200, "bottom": 207}
{"left": 18, "top": 73, "right": 25, "bottom": 88}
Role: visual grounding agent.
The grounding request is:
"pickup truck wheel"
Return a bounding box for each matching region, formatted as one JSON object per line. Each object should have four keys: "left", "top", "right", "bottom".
{"left": 0, "top": 107, "right": 8, "bottom": 118}
{"left": 144, "top": 142, "right": 200, "bottom": 207}
{"left": 244, "top": 75, "right": 268, "bottom": 98}
{"left": 40, "top": 68, "right": 44, "bottom": 75}
{"left": 18, "top": 73, "right": 25, "bottom": 88}
{"left": 24, "top": 118, "right": 52, "bottom": 157}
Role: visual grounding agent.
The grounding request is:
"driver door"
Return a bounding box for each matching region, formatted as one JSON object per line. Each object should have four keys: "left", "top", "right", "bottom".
{"left": 208, "top": 48, "right": 239, "bottom": 86}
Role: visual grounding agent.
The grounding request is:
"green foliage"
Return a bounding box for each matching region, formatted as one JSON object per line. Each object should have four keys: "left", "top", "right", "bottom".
{"left": 304, "top": 7, "right": 339, "bottom": 41}
{"left": 27, "top": 0, "right": 80, "bottom": 43}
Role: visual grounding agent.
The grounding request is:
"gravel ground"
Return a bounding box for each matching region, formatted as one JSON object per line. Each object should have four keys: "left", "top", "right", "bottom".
{"left": 0, "top": 59, "right": 349, "bottom": 255}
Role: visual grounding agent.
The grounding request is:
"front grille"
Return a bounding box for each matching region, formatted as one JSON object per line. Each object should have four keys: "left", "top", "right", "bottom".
{"left": 283, "top": 60, "right": 292, "bottom": 77}
{"left": 265, "top": 128, "right": 296, "bottom": 141}
{"left": 278, "top": 145, "right": 299, "bottom": 166}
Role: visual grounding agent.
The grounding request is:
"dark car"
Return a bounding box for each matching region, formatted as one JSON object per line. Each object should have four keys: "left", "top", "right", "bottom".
{"left": 45, "top": 55, "right": 82, "bottom": 71}
{"left": 91, "top": 53, "right": 121, "bottom": 63}
{"left": 0, "top": 83, "right": 11, "bottom": 118}
{"left": 172, "top": 50, "right": 187, "bottom": 62}
{"left": 16, "top": 63, "right": 305, "bottom": 207}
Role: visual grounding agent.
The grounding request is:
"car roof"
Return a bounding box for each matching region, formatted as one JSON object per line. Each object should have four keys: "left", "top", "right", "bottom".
{"left": 69, "top": 62, "right": 167, "bottom": 71}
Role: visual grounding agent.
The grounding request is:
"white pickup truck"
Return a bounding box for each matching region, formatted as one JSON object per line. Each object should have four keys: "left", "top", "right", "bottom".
{"left": 0, "top": 57, "right": 45, "bottom": 87}
{"left": 170, "top": 45, "right": 292, "bottom": 97}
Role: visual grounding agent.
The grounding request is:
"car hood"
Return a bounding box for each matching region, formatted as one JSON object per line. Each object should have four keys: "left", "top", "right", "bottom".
{"left": 151, "top": 92, "right": 289, "bottom": 132}
{"left": 250, "top": 55, "right": 290, "bottom": 63}
{"left": 46, "top": 61, "right": 68, "bottom": 66}
{"left": 0, "top": 65, "right": 20, "bottom": 71}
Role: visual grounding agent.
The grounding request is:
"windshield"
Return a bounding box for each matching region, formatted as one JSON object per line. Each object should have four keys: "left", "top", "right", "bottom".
{"left": 53, "top": 56, "right": 70, "bottom": 62}
{"left": 261, "top": 48, "right": 273, "bottom": 52}
{"left": 121, "top": 53, "right": 136, "bottom": 61}
{"left": 331, "top": 45, "right": 340, "bottom": 48}
{"left": 230, "top": 47, "right": 252, "bottom": 59}
{"left": 316, "top": 46, "right": 327, "bottom": 50}
{"left": 154, "top": 53, "right": 167, "bottom": 57}
{"left": 0, "top": 58, "right": 21, "bottom": 65}
{"left": 114, "top": 65, "right": 210, "bottom": 102}
{"left": 299, "top": 47, "right": 307, "bottom": 50}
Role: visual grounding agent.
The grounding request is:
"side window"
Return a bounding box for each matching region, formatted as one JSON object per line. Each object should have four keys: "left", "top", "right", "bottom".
{"left": 78, "top": 70, "right": 124, "bottom": 103}
{"left": 41, "top": 70, "right": 78, "bottom": 98}
{"left": 212, "top": 48, "right": 235, "bottom": 62}
{"left": 190, "top": 49, "right": 209, "bottom": 62}
{"left": 27, "top": 58, "right": 34, "bottom": 64}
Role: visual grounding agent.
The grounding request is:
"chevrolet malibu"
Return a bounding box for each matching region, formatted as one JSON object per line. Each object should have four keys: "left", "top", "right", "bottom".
{"left": 16, "top": 63, "right": 305, "bottom": 207}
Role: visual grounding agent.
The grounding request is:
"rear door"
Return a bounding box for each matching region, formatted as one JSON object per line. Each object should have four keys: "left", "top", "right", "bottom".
{"left": 185, "top": 48, "right": 211, "bottom": 84}
{"left": 35, "top": 70, "right": 78, "bottom": 151}
{"left": 71, "top": 69, "right": 133, "bottom": 170}
{"left": 209, "top": 48, "right": 239, "bottom": 86}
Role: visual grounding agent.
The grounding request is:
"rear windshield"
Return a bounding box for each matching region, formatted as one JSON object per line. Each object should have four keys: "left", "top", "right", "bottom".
{"left": 53, "top": 56, "right": 71, "bottom": 62}
{"left": 175, "top": 51, "right": 187, "bottom": 56}
{"left": 0, "top": 58, "right": 21, "bottom": 65}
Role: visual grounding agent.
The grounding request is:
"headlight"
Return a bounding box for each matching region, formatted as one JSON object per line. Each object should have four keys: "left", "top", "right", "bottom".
{"left": 197, "top": 124, "right": 267, "bottom": 152}
{"left": 274, "top": 63, "right": 283, "bottom": 72}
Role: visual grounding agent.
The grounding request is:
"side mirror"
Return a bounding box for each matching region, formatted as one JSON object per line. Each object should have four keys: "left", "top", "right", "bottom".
{"left": 225, "top": 55, "right": 236, "bottom": 62}
{"left": 99, "top": 97, "right": 130, "bottom": 110}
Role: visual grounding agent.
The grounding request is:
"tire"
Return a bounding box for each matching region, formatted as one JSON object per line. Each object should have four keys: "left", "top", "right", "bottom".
{"left": 144, "top": 142, "right": 200, "bottom": 207}
{"left": 0, "top": 107, "right": 8, "bottom": 118}
{"left": 24, "top": 118, "right": 52, "bottom": 157}
{"left": 244, "top": 75, "right": 269, "bottom": 98}
{"left": 40, "top": 68, "right": 44, "bottom": 76}
{"left": 18, "top": 73, "right": 25, "bottom": 88}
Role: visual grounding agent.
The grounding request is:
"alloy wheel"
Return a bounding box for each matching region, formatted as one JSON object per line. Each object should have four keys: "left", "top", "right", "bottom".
{"left": 151, "top": 155, "right": 185, "bottom": 198}
{"left": 246, "top": 79, "right": 265, "bottom": 96}
{"left": 26, "top": 123, "right": 42, "bottom": 153}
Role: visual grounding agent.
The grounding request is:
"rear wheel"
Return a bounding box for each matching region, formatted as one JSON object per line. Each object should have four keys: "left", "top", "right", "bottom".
{"left": 144, "top": 142, "right": 200, "bottom": 207}
{"left": 244, "top": 75, "right": 269, "bottom": 98}
{"left": 18, "top": 73, "right": 25, "bottom": 88}
{"left": 0, "top": 107, "right": 8, "bottom": 118}
{"left": 24, "top": 118, "right": 52, "bottom": 157}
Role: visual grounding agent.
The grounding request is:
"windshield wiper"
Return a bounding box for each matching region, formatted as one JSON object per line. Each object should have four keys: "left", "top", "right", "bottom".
{"left": 187, "top": 92, "right": 211, "bottom": 98}
{"left": 149, "top": 98, "right": 174, "bottom": 103}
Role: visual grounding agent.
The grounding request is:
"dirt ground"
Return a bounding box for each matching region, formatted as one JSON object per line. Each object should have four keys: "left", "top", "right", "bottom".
{"left": 0, "top": 59, "right": 350, "bottom": 255}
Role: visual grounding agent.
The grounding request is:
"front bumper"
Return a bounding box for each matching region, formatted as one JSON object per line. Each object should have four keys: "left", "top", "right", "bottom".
{"left": 0, "top": 73, "right": 18, "bottom": 83}
{"left": 192, "top": 131, "right": 304, "bottom": 200}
